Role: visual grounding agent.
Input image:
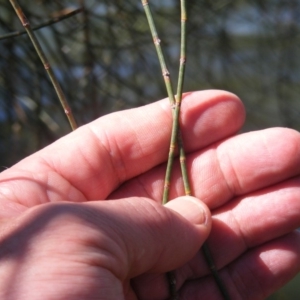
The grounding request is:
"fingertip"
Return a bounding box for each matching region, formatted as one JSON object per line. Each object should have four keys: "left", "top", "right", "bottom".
{"left": 180, "top": 90, "right": 246, "bottom": 151}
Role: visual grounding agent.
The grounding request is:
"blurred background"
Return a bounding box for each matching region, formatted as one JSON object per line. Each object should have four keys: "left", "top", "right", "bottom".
{"left": 0, "top": 0, "right": 300, "bottom": 298}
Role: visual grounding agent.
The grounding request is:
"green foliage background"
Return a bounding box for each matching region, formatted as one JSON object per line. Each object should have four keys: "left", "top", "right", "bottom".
{"left": 0, "top": 0, "right": 300, "bottom": 298}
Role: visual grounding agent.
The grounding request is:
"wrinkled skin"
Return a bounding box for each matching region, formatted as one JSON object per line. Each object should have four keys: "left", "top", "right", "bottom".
{"left": 0, "top": 90, "right": 300, "bottom": 300}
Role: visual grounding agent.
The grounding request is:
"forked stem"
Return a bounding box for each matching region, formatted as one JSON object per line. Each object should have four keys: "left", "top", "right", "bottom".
{"left": 9, "top": 0, "right": 77, "bottom": 131}
{"left": 141, "top": 1, "right": 231, "bottom": 300}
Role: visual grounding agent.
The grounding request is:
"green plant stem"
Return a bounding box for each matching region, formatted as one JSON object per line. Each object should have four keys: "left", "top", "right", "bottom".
{"left": 141, "top": 1, "right": 231, "bottom": 299}
{"left": 176, "top": 0, "right": 187, "bottom": 102}
{"left": 176, "top": 2, "right": 231, "bottom": 299}
{"left": 141, "top": 1, "right": 176, "bottom": 106}
{"left": 140, "top": 2, "right": 180, "bottom": 299}
{"left": 0, "top": 8, "right": 83, "bottom": 41}
{"left": 140, "top": 0, "right": 180, "bottom": 206}
{"left": 9, "top": 0, "right": 77, "bottom": 131}
{"left": 162, "top": 0, "right": 190, "bottom": 204}
{"left": 140, "top": 0, "right": 190, "bottom": 203}
{"left": 176, "top": 0, "right": 191, "bottom": 197}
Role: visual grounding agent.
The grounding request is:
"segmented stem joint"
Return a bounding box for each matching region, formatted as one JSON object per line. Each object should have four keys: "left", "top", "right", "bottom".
{"left": 44, "top": 63, "right": 50, "bottom": 70}
{"left": 153, "top": 37, "right": 161, "bottom": 45}
{"left": 15, "top": 7, "right": 29, "bottom": 27}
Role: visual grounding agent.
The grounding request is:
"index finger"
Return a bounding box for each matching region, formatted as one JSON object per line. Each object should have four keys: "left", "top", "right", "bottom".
{"left": 0, "top": 90, "right": 244, "bottom": 205}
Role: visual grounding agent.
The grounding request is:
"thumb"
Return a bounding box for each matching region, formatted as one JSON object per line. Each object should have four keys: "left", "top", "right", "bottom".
{"left": 160, "top": 196, "right": 212, "bottom": 271}
{"left": 127, "top": 196, "right": 211, "bottom": 299}
{"left": 119, "top": 196, "right": 212, "bottom": 277}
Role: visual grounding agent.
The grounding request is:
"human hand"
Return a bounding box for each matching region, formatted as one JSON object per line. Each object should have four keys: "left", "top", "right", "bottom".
{"left": 0, "top": 90, "right": 300, "bottom": 299}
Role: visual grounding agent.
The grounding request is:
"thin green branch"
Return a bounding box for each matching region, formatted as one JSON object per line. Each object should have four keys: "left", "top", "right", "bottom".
{"left": 141, "top": 0, "right": 176, "bottom": 105}
{"left": 140, "top": 0, "right": 179, "bottom": 206}
{"left": 176, "top": 2, "right": 231, "bottom": 299}
{"left": 163, "top": 100, "right": 181, "bottom": 205}
{"left": 176, "top": 0, "right": 187, "bottom": 101}
{"left": 0, "top": 8, "right": 83, "bottom": 41}
{"left": 9, "top": 0, "right": 77, "bottom": 131}
{"left": 176, "top": 0, "right": 191, "bottom": 197}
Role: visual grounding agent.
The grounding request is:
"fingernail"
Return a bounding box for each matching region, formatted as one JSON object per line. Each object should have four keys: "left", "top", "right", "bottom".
{"left": 165, "top": 196, "right": 210, "bottom": 226}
